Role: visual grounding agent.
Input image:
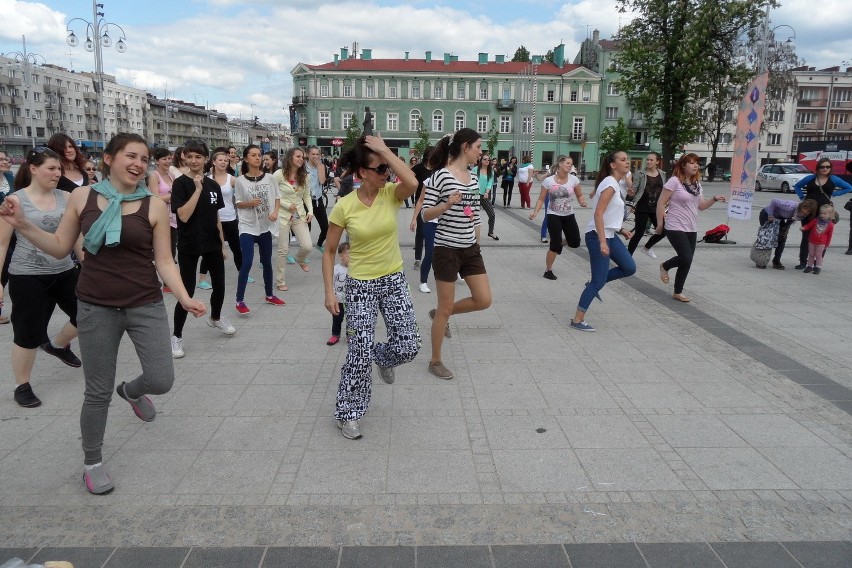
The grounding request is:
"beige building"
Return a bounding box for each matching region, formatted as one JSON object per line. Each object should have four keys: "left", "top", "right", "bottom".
{"left": 791, "top": 66, "right": 852, "bottom": 156}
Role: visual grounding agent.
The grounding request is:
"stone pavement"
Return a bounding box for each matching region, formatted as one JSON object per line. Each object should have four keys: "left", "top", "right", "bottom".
{"left": 0, "top": 184, "right": 850, "bottom": 567}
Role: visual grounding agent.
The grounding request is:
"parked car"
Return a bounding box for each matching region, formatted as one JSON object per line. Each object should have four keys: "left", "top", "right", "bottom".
{"left": 755, "top": 163, "right": 811, "bottom": 193}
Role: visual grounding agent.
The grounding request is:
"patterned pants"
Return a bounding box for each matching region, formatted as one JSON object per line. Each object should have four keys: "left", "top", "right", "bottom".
{"left": 335, "top": 271, "right": 420, "bottom": 421}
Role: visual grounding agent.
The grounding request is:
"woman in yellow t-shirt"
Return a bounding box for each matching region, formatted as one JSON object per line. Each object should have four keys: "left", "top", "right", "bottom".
{"left": 322, "top": 134, "right": 419, "bottom": 440}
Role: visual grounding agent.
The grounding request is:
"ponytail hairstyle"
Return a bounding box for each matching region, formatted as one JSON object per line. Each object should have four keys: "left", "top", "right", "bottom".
{"left": 551, "top": 155, "right": 569, "bottom": 176}
{"left": 281, "top": 147, "right": 307, "bottom": 187}
{"left": 101, "top": 133, "right": 148, "bottom": 179}
{"left": 591, "top": 151, "right": 626, "bottom": 198}
{"left": 427, "top": 127, "right": 481, "bottom": 170}
{"left": 13, "top": 146, "right": 61, "bottom": 190}
{"left": 672, "top": 152, "right": 701, "bottom": 185}
{"left": 241, "top": 144, "right": 262, "bottom": 175}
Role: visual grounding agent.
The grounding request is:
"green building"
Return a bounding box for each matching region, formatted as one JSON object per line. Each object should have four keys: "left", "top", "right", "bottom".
{"left": 290, "top": 45, "right": 602, "bottom": 171}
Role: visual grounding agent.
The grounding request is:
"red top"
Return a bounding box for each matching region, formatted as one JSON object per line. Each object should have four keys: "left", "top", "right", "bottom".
{"left": 801, "top": 218, "right": 834, "bottom": 247}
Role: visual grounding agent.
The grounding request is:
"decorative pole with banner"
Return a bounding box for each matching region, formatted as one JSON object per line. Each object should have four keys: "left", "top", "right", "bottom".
{"left": 727, "top": 72, "right": 769, "bottom": 220}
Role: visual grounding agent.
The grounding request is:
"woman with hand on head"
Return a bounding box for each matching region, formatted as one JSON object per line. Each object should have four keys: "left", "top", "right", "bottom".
{"left": 655, "top": 153, "right": 727, "bottom": 302}
{"left": 422, "top": 128, "right": 493, "bottom": 380}
{"left": 47, "top": 133, "right": 89, "bottom": 192}
{"left": 273, "top": 147, "right": 313, "bottom": 291}
{"left": 322, "top": 134, "right": 420, "bottom": 440}
{"left": 570, "top": 151, "right": 637, "bottom": 332}
{"left": 0, "top": 147, "right": 83, "bottom": 408}
{"left": 0, "top": 133, "right": 205, "bottom": 494}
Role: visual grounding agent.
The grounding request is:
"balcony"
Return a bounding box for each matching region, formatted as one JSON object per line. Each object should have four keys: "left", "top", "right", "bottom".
{"left": 794, "top": 122, "right": 823, "bottom": 130}
{"left": 628, "top": 118, "right": 646, "bottom": 128}
{"left": 496, "top": 98, "right": 515, "bottom": 111}
{"left": 827, "top": 122, "right": 852, "bottom": 132}
{"left": 292, "top": 95, "right": 307, "bottom": 105}
{"left": 797, "top": 99, "right": 828, "bottom": 108}
{"left": 572, "top": 132, "right": 587, "bottom": 141}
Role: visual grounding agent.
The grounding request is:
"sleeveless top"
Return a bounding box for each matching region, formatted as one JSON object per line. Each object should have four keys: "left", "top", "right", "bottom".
{"left": 154, "top": 170, "right": 177, "bottom": 228}
{"left": 212, "top": 173, "right": 237, "bottom": 222}
{"left": 9, "top": 189, "right": 75, "bottom": 275}
{"left": 76, "top": 189, "right": 162, "bottom": 308}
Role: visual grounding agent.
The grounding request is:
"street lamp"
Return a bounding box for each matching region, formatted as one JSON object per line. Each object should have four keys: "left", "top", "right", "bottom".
{"left": 3, "top": 35, "right": 46, "bottom": 148}
{"left": 66, "top": 0, "right": 128, "bottom": 153}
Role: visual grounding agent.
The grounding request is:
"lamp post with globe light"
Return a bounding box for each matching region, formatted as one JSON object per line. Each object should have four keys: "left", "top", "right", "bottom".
{"left": 66, "top": 0, "right": 127, "bottom": 153}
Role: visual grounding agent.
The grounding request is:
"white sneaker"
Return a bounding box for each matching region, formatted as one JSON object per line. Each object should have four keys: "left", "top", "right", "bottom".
{"left": 642, "top": 248, "right": 658, "bottom": 259}
{"left": 419, "top": 282, "right": 431, "bottom": 293}
{"left": 171, "top": 335, "right": 184, "bottom": 358}
{"left": 207, "top": 316, "right": 236, "bottom": 335}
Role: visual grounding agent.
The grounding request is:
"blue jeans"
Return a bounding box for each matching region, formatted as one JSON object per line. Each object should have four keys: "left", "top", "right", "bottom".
{"left": 420, "top": 222, "right": 437, "bottom": 284}
{"left": 237, "top": 231, "right": 273, "bottom": 302}
{"left": 578, "top": 231, "right": 636, "bottom": 312}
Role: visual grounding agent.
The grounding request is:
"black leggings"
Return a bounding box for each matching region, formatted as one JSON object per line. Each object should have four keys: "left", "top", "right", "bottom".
{"left": 662, "top": 230, "right": 697, "bottom": 294}
{"left": 480, "top": 196, "right": 496, "bottom": 235}
{"left": 501, "top": 179, "right": 514, "bottom": 206}
{"left": 174, "top": 249, "right": 225, "bottom": 337}
{"left": 311, "top": 197, "right": 329, "bottom": 247}
{"left": 546, "top": 214, "right": 580, "bottom": 253}
{"left": 414, "top": 215, "right": 424, "bottom": 261}
{"left": 628, "top": 209, "right": 666, "bottom": 254}
{"left": 200, "top": 219, "right": 240, "bottom": 274}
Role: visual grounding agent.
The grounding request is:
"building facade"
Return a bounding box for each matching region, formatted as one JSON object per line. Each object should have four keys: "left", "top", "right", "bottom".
{"left": 791, "top": 66, "right": 852, "bottom": 157}
{"left": 147, "top": 96, "right": 229, "bottom": 151}
{"left": 290, "top": 46, "right": 603, "bottom": 171}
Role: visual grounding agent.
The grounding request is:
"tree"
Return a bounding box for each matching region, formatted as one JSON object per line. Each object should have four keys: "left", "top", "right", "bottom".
{"left": 613, "top": 0, "right": 771, "bottom": 167}
{"left": 486, "top": 119, "right": 499, "bottom": 157}
{"left": 342, "top": 115, "right": 362, "bottom": 153}
{"left": 599, "top": 118, "right": 634, "bottom": 157}
{"left": 512, "top": 45, "right": 530, "bottom": 63}
{"left": 412, "top": 118, "right": 430, "bottom": 160}
{"left": 543, "top": 49, "right": 555, "bottom": 64}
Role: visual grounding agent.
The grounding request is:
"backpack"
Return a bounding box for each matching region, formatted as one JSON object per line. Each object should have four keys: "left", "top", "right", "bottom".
{"left": 701, "top": 224, "right": 730, "bottom": 244}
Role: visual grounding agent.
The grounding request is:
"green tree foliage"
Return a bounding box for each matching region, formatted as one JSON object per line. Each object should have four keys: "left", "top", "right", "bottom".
{"left": 486, "top": 119, "right": 499, "bottom": 157}
{"left": 512, "top": 45, "right": 531, "bottom": 63}
{"left": 342, "top": 114, "right": 362, "bottom": 153}
{"left": 599, "top": 118, "right": 634, "bottom": 157}
{"left": 543, "top": 49, "right": 555, "bottom": 64}
{"left": 412, "top": 118, "right": 431, "bottom": 160}
{"left": 613, "top": 0, "right": 771, "bottom": 167}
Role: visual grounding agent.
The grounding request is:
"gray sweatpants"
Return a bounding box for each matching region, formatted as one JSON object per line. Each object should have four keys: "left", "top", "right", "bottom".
{"left": 76, "top": 300, "right": 175, "bottom": 465}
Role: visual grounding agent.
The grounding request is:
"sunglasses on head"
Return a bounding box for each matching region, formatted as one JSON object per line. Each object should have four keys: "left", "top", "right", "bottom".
{"left": 363, "top": 163, "right": 389, "bottom": 174}
{"left": 31, "top": 146, "right": 49, "bottom": 155}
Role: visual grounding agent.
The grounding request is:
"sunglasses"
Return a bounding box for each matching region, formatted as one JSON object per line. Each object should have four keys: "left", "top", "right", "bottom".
{"left": 363, "top": 163, "right": 390, "bottom": 174}
{"left": 818, "top": 165, "right": 831, "bottom": 169}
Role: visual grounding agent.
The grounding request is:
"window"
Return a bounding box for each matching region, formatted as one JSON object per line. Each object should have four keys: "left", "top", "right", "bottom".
{"left": 477, "top": 115, "right": 488, "bottom": 133}
{"left": 74, "top": 83, "right": 80, "bottom": 92}
{"left": 389, "top": 85, "right": 397, "bottom": 98}
{"left": 570, "top": 90, "right": 578, "bottom": 102}
{"left": 767, "top": 110, "right": 784, "bottom": 122}
{"left": 572, "top": 117, "right": 584, "bottom": 140}
{"left": 434, "top": 84, "right": 443, "bottom": 99}
{"left": 432, "top": 110, "right": 443, "bottom": 132}
{"left": 799, "top": 88, "right": 818, "bottom": 100}
{"left": 454, "top": 111, "right": 465, "bottom": 130}
{"left": 832, "top": 90, "right": 851, "bottom": 103}
{"left": 724, "top": 110, "right": 734, "bottom": 122}
{"left": 796, "top": 112, "right": 816, "bottom": 125}
{"left": 0, "top": 106, "right": 5, "bottom": 115}
{"left": 319, "top": 111, "right": 330, "bottom": 129}
{"left": 33, "top": 92, "right": 40, "bottom": 102}
{"left": 299, "top": 86, "right": 307, "bottom": 97}
{"left": 0, "top": 127, "right": 5, "bottom": 136}
{"left": 343, "top": 85, "right": 352, "bottom": 97}
{"left": 479, "top": 85, "right": 488, "bottom": 100}
{"left": 582, "top": 87, "right": 590, "bottom": 102}
{"left": 409, "top": 109, "right": 421, "bottom": 131}
{"left": 44, "top": 76, "right": 50, "bottom": 85}
{"left": 694, "top": 133, "right": 707, "bottom": 144}
{"left": 13, "top": 126, "right": 22, "bottom": 136}
{"left": 767, "top": 133, "right": 782, "bottom": 146}
{"left": 456, "top": 85, "right": 465, "bottom": 100}
{"left": 720, "top": 133, "right": 732, "bottom": 144}
{"left": 607, "top": 83, "right": 620, "bottom": 96}
{"left": 366, "top": 84, "right": 375, "bottom": 98}
{"left": 33, "top": 110, "right": 42, "bottom": 119}
{"left": 342, "top": 112, "right": 354, "bottom": 128}
{"left": 544, "top": 116, "right": 555, "bottom": 134}
{"left": 606, "top": 107, "right": 618, "bottom": 120}
{"left": 499, "top": 115, "right": 511, "bottom": 134}
{"left": 320, "top": 84, "right": 329, "bottom": 97}
{"left": 411, "top": 84, "right": 420, "bottom": 99}
{"left": 522, "top": 115, "right": 532, "bottom": 134}
{"left": 547, "top": 89, "right": 554, "bottom": 102}
{"left": 387, "top": 112, "right": 398, "bottom": 131}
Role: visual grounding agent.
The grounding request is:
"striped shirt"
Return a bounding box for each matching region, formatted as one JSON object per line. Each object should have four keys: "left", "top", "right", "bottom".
{"left": 423, "top": 168, "right": 481, "bottom": 248}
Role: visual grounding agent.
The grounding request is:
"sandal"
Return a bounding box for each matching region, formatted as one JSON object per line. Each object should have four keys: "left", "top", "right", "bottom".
{"left": 659, "top": 263, "right": 670, "bottom": 284}
{"left": 672, "top": 293, "right": 690, "bottom": 303}
{"left": 277, "top": 284, "right": 288, "bottom": 291}
{"left": 299, "top": 263, "right": 310, "bottom": 272}
{"left": 488, "top": 234, "right": 500, "bottom": 241}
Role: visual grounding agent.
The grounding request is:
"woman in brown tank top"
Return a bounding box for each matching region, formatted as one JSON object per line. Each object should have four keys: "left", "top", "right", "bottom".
{"left": 0, "top": 133, "right": 206, "bottom": 495}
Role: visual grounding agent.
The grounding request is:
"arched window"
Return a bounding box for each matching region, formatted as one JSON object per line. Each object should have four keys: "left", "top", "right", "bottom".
{"left": 409, "top": 109, "right": 421, "bottom": 132}
{"left": 432, "top": 110, "right": 443, "bottom": 132}
{"left": 455, "top": 110, "right": 466, "bottom": 131}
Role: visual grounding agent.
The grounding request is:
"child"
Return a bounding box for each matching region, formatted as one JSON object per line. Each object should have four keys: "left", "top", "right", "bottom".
{"left": 327, "top": 241, "right": 350, "bottom": 345}
{"left": 801, "top": 204, "right": 835, "bottom": 274}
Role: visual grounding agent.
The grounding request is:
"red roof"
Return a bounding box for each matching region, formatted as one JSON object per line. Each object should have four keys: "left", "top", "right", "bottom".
{"left": 598, "top": 40, "right": 621, "bottom": 50}
{"left": 306, "top": 58, "right": 581, "bottom": 76}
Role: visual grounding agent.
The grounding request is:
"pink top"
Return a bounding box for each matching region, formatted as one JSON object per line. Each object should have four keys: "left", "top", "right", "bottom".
{"left": 662, "top": 177, "right": 702, "bottom": 232}
{"left": 155, "top": 170, "right": 177, "bottom": 229}
{"left": 801, "top": 218, "right": 834, "bottom": 247}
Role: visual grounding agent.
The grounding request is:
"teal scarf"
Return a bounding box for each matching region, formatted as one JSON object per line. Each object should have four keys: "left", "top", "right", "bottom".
{"left": 83, "top": 179, "right": 151, "bottom": 255}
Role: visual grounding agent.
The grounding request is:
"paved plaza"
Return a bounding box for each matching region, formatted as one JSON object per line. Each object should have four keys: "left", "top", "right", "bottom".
{"left": 0, "top": 184, "right": 850, "bottom": 567}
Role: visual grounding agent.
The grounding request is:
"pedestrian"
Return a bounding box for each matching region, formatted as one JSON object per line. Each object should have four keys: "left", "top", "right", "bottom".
{"left": 47, "top": 133, "right": 89, "bottom": 192}
{"left": 476, "top": 153, "right": 499, "bottom": 240}
{"left": 306, "top": 145, "right": 330, "bottom": 252}
{"left": 529, "top": 155, "right": 587, "bottom": 280}
{"left": 197, "top": 148, "right": 241, "bottom": 290}
{"left": 0, "top": 146, "right": 81, "bottom": 408}
{"left": 146, "top": 148, "right": 177, "bottom": 267}
{"left": 274, "top": 147, "right": 313, "bottom": 291}
{"left": 626, "top": 152, "right": 667, "bottom": 258}
{"left": 501, "top": 156, "right": 517, "bottom": 207}
{"left": 422, "top": 128, "right": 493, "bottom": 379}
{"left": 410, "top": 147, "right": 434, "bottom": 272}
{"left": 793, "top": 157, "right": 851, "bottom": 269}
{"left": 227, "top": 145, "right": 240, "bottom": 176}
{"left": 84, "top": 160, "right": 99, "bottom": 183}
{"left": 233, "top": 144, "right": 283, "bottom": 314}
{"left": 326, "top": 241, "right": 350, "bottom": 346}
{"left": 758, "top": 198, "right": 816, "bottom": 270}
{"left": 170, "top": 139, "right": 235, "bottom": 359}
{"left": 262, "top": 150, "right": 280, "bottom": 174}
{"left": 801, "top": 204, "right": 835, "bottom": 274}
{"left": 0, "top": 149, "right": 15, "bottom": 324}
{"left": 655, "top": 153, "right": 727, "bottom": 303}
{"left": 170, "top": 147, "right": 189, "bottom": 180}
{"left": 570, "top": 151, "right": 636, "bottom": 332}
{"left": 0, "top": 132, "right": 206, "bottom": 494}
{"left": 517, "top": 154, "right": 535, "bottom": 209}
{"left": 322, "top": 134, "right": 420, "bottom": 440}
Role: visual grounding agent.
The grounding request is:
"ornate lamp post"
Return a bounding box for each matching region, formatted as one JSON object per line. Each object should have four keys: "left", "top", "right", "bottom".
{"left": 66, "top": 0, "right": 127, "bottom": 153}
{"left": 3, "top": 35, "right": 46, "bottom": 148}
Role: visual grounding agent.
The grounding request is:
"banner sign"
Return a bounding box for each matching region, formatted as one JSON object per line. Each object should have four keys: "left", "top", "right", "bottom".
{"left": 728, "top": 72, "right": 769, "bottom": 220}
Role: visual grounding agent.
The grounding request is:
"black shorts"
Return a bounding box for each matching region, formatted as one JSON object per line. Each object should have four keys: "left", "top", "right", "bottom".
{"left": 432, "top": 244, "right": 486, "bottom": 282}
{"left": 9, "top": 268, "right": 79, "bottom": 349}
{"left": 547, "top": 214, "right": 581, "bottom": 254}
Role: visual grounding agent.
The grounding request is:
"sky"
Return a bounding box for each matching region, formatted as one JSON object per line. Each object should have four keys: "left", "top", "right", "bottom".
{"left": 2, "top": 0, "right": 850, "bottom": 126}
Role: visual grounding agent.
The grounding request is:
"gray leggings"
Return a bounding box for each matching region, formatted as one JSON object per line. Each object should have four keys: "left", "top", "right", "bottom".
{"left": 77, "top": 299, "right": 175, "bottom": 465}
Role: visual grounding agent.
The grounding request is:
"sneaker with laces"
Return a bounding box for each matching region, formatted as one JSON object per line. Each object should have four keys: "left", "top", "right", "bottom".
{"left": 265, "top": 295, "right": 285, "bottom": 306}
{"left": 208, "top": 316, "right": 236, "bottom": 335}
{"left": 812, "top": 267, "right": 821, "bottom": 275}
{"left": 428, "top": 361, "right": 454, "bottom": 380}
{"left": 287, "top": 255, "right": 296, "bottom": 264}
{"left": 14, "top": 382, "right": 41, "bottom": 408}
{"left": 116, "top": 381, "right": 156, "bottom": 422}
{"left": 428, "top": 308, "right": 452, "bottom": 338}
{"left": 570, "top": 320, "right": 595, "bottom": 332}
{"left": 197, "top": 280, "right": 212, "bottom": 290}
{"left": 413, "top": 259, "right": 421, "bottom": 269}
{"left": 642, "top": 247, "right": 658, "bottom": 259}
{"left": 419, "top": 282, "right": 431, "bottom": 293}
{"left": 83, "top": 463, "right": 114, "bottom": 495}
{"left": 337, "top": 419, "right": 362, "bottom": 440}
{"left": 543, "top": 270, "right": 557, "bottom": 280}
{"left": 236, "top": 301, "right": 251, "bottom": 314}
{"left": 171, "top": 335, "right": 184, "bottom": 359}
{"left": 377, "top": 364, "right": 395, "bottom": 384}
{"left": 40, "top": 342, "right": 82, "bottom": 367}
{"left": 803, "top": 266, "right": 813, "bottom": 273}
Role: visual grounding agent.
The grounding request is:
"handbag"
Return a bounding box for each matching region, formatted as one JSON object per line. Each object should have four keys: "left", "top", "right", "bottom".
{"left": 753, "top": 220, "right": 780, "bottom": 250}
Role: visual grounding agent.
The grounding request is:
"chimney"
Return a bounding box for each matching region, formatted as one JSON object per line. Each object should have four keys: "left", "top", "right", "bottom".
{"left": 478, "top": 52, "right": 488, "bottom": 65}
{"left": 361, "top": 48, "right": 372, "bottom": 60}
{"left": 593, "top": 29, "right": 600, "bottom": 43}
{"left": 340, "top": 47, "right": 349, "bottom": 60}
{"left": 425, "top": 50, "right": 432, "bottom": 63}
{"left": 443, "top": 52, "right": 451, "bottom": 65}
{"left": 495, "top": 54, "right": 505, "bottom": 64}
{"left": 333, "top": 54, "right": 339, "bottom": 66}
{"left": 405, "top": 51, "right": 409, "bottom": 61}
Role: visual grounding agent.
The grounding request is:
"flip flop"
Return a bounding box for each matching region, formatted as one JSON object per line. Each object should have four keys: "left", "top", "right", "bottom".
{"left": 659, "top": 263, "right": 670, "bottom": 284}
{"left": 277, "top": 284, "right": 288, "bottom": 291}
{"left": 299, "top": 263, "right": 310, "bottom": 272}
